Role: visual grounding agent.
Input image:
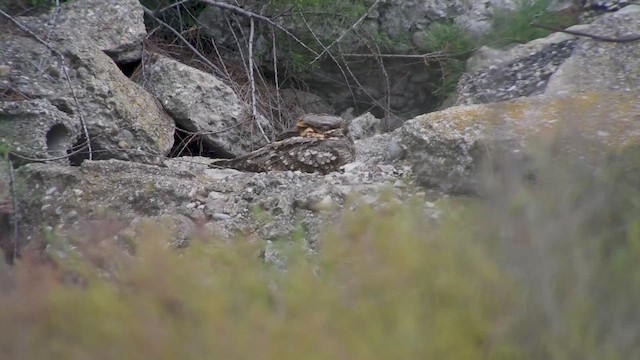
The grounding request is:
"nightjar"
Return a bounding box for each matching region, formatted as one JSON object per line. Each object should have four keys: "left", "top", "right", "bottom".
{"left": 210, "top": 114, "right": 355, "bottom": 174}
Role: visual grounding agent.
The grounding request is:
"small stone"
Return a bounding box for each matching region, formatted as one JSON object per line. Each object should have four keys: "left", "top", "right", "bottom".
{"left": 41, "top": 204, "right": 51, "bottom": 211}
{"left": 186, "top": 202, "right": 196, "bottom": 209}
{"left": 311, "top": 195, "right": 334, "bottom": 212}
{"left": 46, "top": 187, "right": 57, "bottom": 195}
{"left": 212, "top": 213, "right": 231, "bottom": 220}
{"left": 362, "top": 194, "right": 377, "bottom": 205}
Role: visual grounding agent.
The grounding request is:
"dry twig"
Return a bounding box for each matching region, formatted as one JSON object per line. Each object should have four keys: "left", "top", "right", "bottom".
{"left": 298, "top": 11, "right": 358, "bottom": 113}
{"left": 310, "top": 0, "right": 382, "bottom": 64}
{"left": 531, "top": 23, "right": 640, "bottom": 43}
{"left": 142, "top": 6, "right": 224, "bottom": 76}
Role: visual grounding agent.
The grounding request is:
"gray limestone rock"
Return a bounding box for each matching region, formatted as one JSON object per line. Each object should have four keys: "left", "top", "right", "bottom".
{"left": 17, "top": 0, "right": 146, "bottom": 64}
{"left": 0, "top": 99, "right": 79, "bottom": 165}
{"left": 0, "top": 1, "right": 174, "bottom": 164}
{"left": 135, "top": 55, "right": 271, "bottom": 157}
{"left": 546, "top": 5, "right": 640, "bottom": 96}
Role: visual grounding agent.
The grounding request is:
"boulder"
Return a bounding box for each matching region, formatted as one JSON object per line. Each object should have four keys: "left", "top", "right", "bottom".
{"left": 0, "top": 1, "right": 174, "bottom": 164}
{"left": 545, "top": 5, "right": 640, "bottom": 96}
{"left": 17, "top": 0, "right": 146, "bottom": 64}
{"left": 454, "top": 36, "right": 578, "bottom": 106}
{"left": 136, "top": 55, "right": 271, "bottom": 157}
{"left": 14, "top": 151, "right": 417, "bottom": 249}
{"left": 454, "top": 5, "right": 640, "bottom": 107}
{"left": 348, "top": 112, "right": 382, "bottom": 140}
{"left": 399, "top": 91, "right": 640, "bottom": 194}
{"left": 0, "top": 99, "right": 78, "bottom": 164}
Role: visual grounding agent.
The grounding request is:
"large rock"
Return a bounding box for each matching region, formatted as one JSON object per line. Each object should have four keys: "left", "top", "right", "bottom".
{"left": 14, "top": 152, "right": 417, "bottom": 248}
{"left": 545, "top": 5, "right": 640, "bottom": 96}
{"left": 454, "top": 5, "right": 640, "bottom": 107}
{"left": 0, "top": 1, "right": 174, "bottom": 164}
{"left": 455, "top": 39, "right": 576, "bottom": 105}
{"left": 17, "top": 0, "right": 146, "bottom": 63}
{"left": 135, "top": 55, "right": 271, "bottom": 157}
{"left": 399, "top": 91, "right": 640, "bottom": 193}
{"left": 0, "top": 100, "right": 78, "bottom": 164}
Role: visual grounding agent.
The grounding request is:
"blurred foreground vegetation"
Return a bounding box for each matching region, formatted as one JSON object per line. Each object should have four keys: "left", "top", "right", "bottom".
{"left": 1, "top": 146, "right": 640, "bottom": 359}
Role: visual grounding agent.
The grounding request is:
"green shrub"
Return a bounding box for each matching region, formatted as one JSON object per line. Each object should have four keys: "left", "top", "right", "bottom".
{"left": 414, "top": 22, "right": 475, "bottom": 100}
{"left": 485, "top": 0, "right": 575, "bottom": 47}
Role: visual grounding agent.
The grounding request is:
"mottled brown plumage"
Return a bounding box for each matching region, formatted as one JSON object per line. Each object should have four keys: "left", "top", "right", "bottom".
{"left": 211, "top": 114, "right": 355, "bottom": 174}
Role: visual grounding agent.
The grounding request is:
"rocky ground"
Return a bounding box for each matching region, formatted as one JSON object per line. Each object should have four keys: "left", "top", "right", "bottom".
{"left": 1, "top": 0, "right": 639, "bottom": 258}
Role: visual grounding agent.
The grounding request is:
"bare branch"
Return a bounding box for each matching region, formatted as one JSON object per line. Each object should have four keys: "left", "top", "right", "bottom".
{"left": 155, "top": 0, "right": 193, "bottom": 16}
{"left": 271, "top": 27, "right": 283, "bottom": 126}
{"left": 248, "top": 17, "right": 270, "bottom": 143}
{"left": 341, "top": 51, "right": 453, "bottom": 59}
{"left": 142, "top": 5, "right": 224, "bottom": 76}
{"left": 310, "top": 0, "right": 381, "bottom": 64}
{"left": 298, "top": 11, "right": 358, "bottom": 113}
{"left": 364, "top": 30, "right": 392, "bottom": 129}
{"left": 198, "top": 0, "right": 319, "bottom": 57}
{"left": 531, "top": 23, "right": 640, "bottom": 43}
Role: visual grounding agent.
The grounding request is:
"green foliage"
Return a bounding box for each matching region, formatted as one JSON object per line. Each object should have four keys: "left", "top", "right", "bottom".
{"left": 414, "top": 22, "right": 475, "bottom": 100}
{"left": 0, "top": 141, "right": 13, "bottom": 160}
{"left": 485, "top": 0, "right": 575, "bottom": 48}
{"left": 0, "top": 200, "right": 515, "bottom": 359}
{"left": 416, "top": 22, "right": 475, "bottom": 55}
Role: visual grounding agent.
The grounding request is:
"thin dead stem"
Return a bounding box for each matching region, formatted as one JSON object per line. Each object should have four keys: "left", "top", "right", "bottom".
{"left": 142, "top": 5, "right": 224, "bottom": 76}
{"left": 310, "top": 0, "right": 381, "bottom": 64}
{"left": 298, "top": 11, "right": 358, "bottom": 113}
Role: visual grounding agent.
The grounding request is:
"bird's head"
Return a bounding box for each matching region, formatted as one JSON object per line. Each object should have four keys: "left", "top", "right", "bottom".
{"left": 296, "top": 114, "right": 349, "bottom": 139}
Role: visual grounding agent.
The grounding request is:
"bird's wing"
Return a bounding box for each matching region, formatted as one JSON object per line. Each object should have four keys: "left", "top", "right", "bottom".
{"left": 210, "top": 137, "right": 354, "bottom": 174}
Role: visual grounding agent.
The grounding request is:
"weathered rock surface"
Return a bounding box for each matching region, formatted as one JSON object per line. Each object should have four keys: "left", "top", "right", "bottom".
{"left": 545, "top": 5, "right": 640, "bottom": 96}
{"left": 15, "top": 154, "right": 417, "bottom": 248}
{"left": 4, "top": 0, "right": 639, "bottom": 259}
{"left": 135, "top": 55, "right": 271, "bottom": 157}
{"left": 455, "top": 39, "right": 577, "bottom": 106}
{"left": 0, "top": 1, "right": 174, "bottom": 164}
{"left": 454, "top": 5, "right": 640, "bottom": 107}
{"left": 348, "top": 112, "right": 382, "bottom": 140}
{"left": 399, "top": 91, "right": 640, "bottom": 193}
{"left": 17, "top": 0, "right": 146, "bottom": 64}
{"left": 0, "top": 99, "right": 78, "bottom": 164}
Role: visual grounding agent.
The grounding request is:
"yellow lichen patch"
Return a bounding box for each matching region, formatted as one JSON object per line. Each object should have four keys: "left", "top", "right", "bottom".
{"left": 415, "top": 91, "right": 640, "bottom": 155}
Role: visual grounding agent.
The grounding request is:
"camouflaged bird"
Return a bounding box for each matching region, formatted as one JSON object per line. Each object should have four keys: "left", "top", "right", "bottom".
{"left": 210, "top": 114, "right": 355, "bottom": 174}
